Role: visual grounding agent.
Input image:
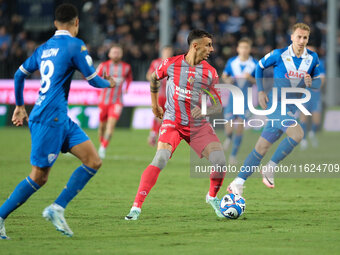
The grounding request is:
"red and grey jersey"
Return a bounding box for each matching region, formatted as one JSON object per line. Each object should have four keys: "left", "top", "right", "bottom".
{"left": 97, "top": 60, "right": 132, "bottom": 105}
{"left": 148, "top": 58, "right": 167, "bottom": 98}
{"left": 155, "top": 54, "right": 219, "bottom": 126}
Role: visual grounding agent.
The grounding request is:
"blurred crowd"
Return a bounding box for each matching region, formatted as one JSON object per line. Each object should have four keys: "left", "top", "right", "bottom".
{"left": 0, "top": 0, "right": 328, "bottom": 80}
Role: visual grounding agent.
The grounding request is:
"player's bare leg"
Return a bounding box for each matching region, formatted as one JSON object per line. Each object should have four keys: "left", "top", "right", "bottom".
{"left": 70, "top": 140, "right": 102, "bottom": 170}
{"left": 99, "top": 117, "right": 118, "bottom": 159}
{"left": 43, "top": 140, "right": 101, "bottom": 237}
{"left": 29, "top": 166, "right": 52, "bottom": 186}
{"left": 202, "top": 142, "right": 226, "bottom": 218}
{"left": 125, "top": 142, "right": 172, "bottom": 220}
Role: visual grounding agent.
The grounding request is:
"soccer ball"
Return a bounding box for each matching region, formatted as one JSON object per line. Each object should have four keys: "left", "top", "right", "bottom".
{"left": 219, "top": 193, "right": 246, "bottom": 219}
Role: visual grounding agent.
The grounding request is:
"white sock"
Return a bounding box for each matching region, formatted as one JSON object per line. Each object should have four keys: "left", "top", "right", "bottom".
{"left": 206, "top": 193, "right": 216, "bottom": 199}
{"left": 234, "top": 177, "right": 245, "bottom": 185}
{"left": 131, "top": 206, "right": 141, "bottom": 212}
{"left": 268, "top": 160, "right": 277, "bottom": 168}
{"left": 52, "top": 203, "right": 65, "bottom": 212}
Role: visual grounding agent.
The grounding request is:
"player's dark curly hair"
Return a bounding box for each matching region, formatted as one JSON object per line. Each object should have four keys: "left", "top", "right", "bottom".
{"left": 55, "top": 3, "right": 78, "bottom": 23}
{"left": 187, "top": 29, "right": 212, "bottom": 45}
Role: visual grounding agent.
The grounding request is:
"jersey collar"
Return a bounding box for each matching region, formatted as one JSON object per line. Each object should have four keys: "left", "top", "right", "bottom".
{"left": 54, "top": 30, "right": 73, "bottom": 37}
{"left": 288, "top": 44, "right": 308, "bottom": 59}
{"left": 237, "top": 56, "right": 253, "bottom": 64}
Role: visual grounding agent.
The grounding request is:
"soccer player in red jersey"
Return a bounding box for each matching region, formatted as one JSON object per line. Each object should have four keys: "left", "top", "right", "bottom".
{"left": 146, "top": 45, "right": 173, "bottom": 146}
{"left": 125, "top": 30, "right": 227, "bottom": 220}
{"left": 97, "top": 44, "right": 132, "bottom": 159}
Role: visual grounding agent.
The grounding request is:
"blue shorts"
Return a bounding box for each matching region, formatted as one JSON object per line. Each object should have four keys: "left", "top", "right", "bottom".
{"left": 261, "top": 105, "right": 297, "bottom": 144}
{"left": 29, "top": 117, "right": 89, "bottom": 168}
{"left": 303, "top": 89, "right": 322, "bottom": 113}
{"left": 223, "top": 94, "right": 249, "bottom": 120}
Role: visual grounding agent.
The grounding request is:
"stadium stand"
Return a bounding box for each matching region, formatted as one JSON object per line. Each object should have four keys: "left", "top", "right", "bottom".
{"left": 0, "top": 0, "right": 327, "bottom": 80}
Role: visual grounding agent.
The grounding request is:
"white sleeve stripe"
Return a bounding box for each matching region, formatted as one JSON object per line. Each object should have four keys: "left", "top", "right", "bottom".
{"left": 155, "top": 70, "right": 160, "bottom": 79}
{"left": 19, "top": 65, "right": 31, "bottom": 75}
{"left": 86, "top": 72, "right": 97, "bottom": 81}
{"left": 259, "top": 61, "right": 264, "bottom": 69}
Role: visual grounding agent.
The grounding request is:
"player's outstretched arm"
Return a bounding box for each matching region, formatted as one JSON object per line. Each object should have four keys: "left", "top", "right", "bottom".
{"left": 72, "top": 42, "right": 114, "bottom": 89}
{"left": 85, "top": 71, "right": 114, "bottom": 88}
{"left": 103, "top": 72, "right": 116, "bottom": 88}
{"left": 150, "top": 71, "right": 163, "bottom": 119}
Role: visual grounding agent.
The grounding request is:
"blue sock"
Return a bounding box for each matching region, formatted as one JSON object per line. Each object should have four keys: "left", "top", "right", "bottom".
{"left": 55, "top": 164, "right": 97, "bottom": 208}
{"left": 237, "top": 149, "right": 263, "bottom": 180}
{"left": 0, "top": 176, "right": 40, "bottom": 219}
{"left": 231, "top": 135, "right": 243, "bottom": 157}
{"left": 300, "top": 122, "right": 307, "bottom": 139}
{"left": 311, "top": 123, "right": 319, "bottom": 133}
{"left": 271, "top": 137, "right": 298, "bottom": 164}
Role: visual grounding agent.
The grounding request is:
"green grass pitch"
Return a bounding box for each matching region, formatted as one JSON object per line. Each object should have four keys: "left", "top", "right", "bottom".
{"left": 0, "top": 127, "right": 339, "bottom": 254}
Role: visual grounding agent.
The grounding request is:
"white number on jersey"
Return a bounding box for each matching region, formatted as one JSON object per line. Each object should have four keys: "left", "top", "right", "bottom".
{"left": 40, "top": 60, "right": 54, "bottom": 94}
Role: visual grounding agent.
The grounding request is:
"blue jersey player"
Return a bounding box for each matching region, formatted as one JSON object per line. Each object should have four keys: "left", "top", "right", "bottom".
{"left": 221, "top": 38, "right": 257, "bottom": 165}
{"left": 300, "top": 45, "right": 326, "bottom": 150}
{"left": 0, "top": 4, "right": 115, "bottom": 239}
{"left": 227, "top": 23, "right": 321, "bottom": 195}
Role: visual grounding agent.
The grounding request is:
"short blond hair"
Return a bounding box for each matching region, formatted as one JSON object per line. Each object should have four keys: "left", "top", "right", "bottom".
{"left": 238, "top": 37, "right": 253, "bottom": 46}
{"left": 292, "top": 23, "right": 310, "bottom": 33}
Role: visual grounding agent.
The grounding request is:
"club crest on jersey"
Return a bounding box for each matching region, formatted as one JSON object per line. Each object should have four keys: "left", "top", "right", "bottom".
{"left": 187, "top": 76, "right": 195, "bottom": 85}
{"left": 304, "top": 59, "right": 311, "bottom": 65}
{"left": 81, "top": 45, "right": 87, "bottom": 52}
{"left": 48, "top": 153, "right": 57, "bottom": 164}
{"left": 285, "top": 70, "right": 306, "bottom": 79}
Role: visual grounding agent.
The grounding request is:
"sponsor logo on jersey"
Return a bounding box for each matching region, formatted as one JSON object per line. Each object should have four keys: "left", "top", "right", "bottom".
{"left": 176, "top": 86, "right": 191, "bottom": 95}
{"left": 35, "top": 95, "right": 46, "bottom": 106}
{"left": 285, "top": 70, "right": 306, "bottom": 79}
